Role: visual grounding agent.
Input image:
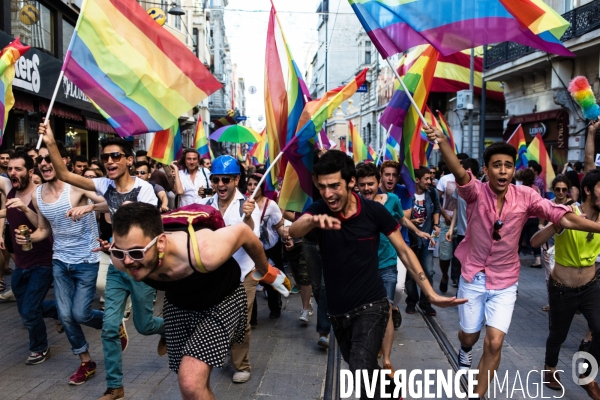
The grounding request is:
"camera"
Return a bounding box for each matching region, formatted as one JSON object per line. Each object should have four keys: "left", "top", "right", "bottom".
{"left": 204, "top": 187, "right": 213, "bottom": 195}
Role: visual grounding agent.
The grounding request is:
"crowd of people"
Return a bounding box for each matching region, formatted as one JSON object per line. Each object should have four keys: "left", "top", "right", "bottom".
{"left": 0, "top": 120, "right": 599, "bottom": 400}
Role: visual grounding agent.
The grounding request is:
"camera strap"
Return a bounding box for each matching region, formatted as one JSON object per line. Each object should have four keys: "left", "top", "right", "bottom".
{"left": 201, "top": 168, "right": 210, "bottom": 189}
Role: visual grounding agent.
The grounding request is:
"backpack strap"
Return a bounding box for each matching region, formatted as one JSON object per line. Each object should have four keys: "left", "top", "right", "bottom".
{"left": 164, "top": 211, "right": 209, "bottom": 273}
{"left": 260, "top": 198, "right": 269, "bottom": 223}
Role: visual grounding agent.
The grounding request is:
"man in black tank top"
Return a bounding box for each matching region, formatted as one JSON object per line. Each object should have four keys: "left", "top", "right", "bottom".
{"left": 109, "top": 203, "right": 287, "bottom": 399}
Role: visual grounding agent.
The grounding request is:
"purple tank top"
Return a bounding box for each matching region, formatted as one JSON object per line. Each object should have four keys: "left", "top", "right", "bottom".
{"left": 7, "top": 188, "right": 53, "bottom": 269}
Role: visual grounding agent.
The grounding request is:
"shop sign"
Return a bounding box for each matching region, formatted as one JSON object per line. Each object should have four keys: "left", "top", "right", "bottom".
{"left": 528, "top": 122, "right": 546, "bottom": 137}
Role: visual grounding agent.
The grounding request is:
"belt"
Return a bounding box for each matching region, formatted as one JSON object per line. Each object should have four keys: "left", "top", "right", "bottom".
{"left": 549, "top": 275, "right": 597, "bottom": 289}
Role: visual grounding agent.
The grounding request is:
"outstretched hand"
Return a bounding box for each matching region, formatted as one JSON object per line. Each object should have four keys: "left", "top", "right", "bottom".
{"left": 66, "top": 204, "right": 94, "bottom": 221}
{"left": 429, "top": 294, "right": 468, "bottom": 308}
{"left": 92, "top": 238, "right": 110, "bottom": 253}
{"left": 311, "top": 214, "right": 341, "bottom": 230}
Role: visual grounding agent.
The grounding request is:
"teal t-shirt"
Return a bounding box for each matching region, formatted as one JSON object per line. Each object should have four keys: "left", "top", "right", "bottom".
{"left": 378, "top": 193, "right": 404, "bottom": 269}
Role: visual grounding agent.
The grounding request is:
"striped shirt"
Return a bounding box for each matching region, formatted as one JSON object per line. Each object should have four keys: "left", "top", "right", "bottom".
{"left": 37, "top": 183, "right": 100, "bottom": 264}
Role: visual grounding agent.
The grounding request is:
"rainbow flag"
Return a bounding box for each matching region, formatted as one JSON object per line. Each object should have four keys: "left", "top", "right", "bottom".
{"left": 507, "top": 124, "right": 528, "bottom": 170}
{"left": 397, "top": 45, "right": 504, "bottom": 102}
{"left": 249, "top": 130, "right": 267, "bottom": 166}
{"left": 279, "top": 69, "right": 368, "bottom": 212}
{"left": 62, "top": 0, "right": 221, "bottom": 137}
{"left": 147, "top": 124, "right": 183, "bottom": 165}
{"left": 384, "top": 136, "right": 399, "bottom": 162}
{"left": 349, "top": 0, "right": 573, "bottom": 58}
{"left": 380, "top": 46, "right": 438, "bottom": 194}
{"left": 437, "top": 110, "right": 459, "bottom": 155}
{"left": 193, "top": 116, "right": 211, "bottom": 160}
{"left": 348, "top": 120, "right": 369, "bottom": 163}
{"left": 526, "top": 133, "right": 555, "bottom": 198}
{"left": 367, "top": 145, "right": 377, "bottom": 162}
{"left": 0, "top": 38, "right": 29, "bottom": 143}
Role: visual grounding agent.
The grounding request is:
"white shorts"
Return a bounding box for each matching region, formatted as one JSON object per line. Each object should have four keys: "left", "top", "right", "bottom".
{"left": 457, "top": 272, "right": 518, "bottom": 334}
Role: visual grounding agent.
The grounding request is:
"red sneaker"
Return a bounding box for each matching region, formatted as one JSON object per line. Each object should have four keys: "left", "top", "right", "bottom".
{"left": 68, "top": 361, "right": 96, "bottom": 385}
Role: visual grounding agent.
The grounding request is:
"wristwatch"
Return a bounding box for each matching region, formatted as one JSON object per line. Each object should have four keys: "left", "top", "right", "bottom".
{"left": 433, "top": 224, "right": 440, "bottom": 228}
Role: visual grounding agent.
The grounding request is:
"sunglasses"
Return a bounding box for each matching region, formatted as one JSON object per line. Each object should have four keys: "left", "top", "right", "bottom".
{"left": 211, "top": 176, "right": 232, "bottom": 185}
{"left": 493, "top": 220, "right": 503, "bottom": 241}
{"left": 135, "top": 171, "right": 148, "bottom": 175}
{"left": 35, "top": 155, "right": 51, "bottom": 164}
{"left": 554, "top": 187, "right": 568, "bottom": 193}
{"left": 100, "top": 152, "right": 126, "bottom": 163}
{"left": 109, "top": 236, "right": 159, "bottom": 261}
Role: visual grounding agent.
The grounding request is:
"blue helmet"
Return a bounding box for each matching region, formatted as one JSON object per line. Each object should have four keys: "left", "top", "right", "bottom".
{"left": 211, "top": 155, "right": 241, "bottom": 175}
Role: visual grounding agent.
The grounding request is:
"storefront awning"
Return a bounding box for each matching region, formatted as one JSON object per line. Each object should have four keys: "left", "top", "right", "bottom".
{"left": 86, "top": 119, "right": 116, "bottom": 135}
{"left": 13, "top": 92, "right": 35, "bottom": 112}
{"left": 39, "top": 101, "right": 82, "bottom": 121}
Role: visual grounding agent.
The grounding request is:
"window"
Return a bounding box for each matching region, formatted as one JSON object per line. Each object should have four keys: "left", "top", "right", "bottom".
{"left": 365, "top": 40, "right": 372, "bottom": 65}
{"left": 12, "top": 2, "right": 55, "bottom": 55}
{"left": 564, "top": 0, "right": 575, "bottom": 12}
{"left": 62, "top": 19, "right": 75, "bottom": 58}
{"left": 161, "top": 0, "right": 170, "bottom": 24}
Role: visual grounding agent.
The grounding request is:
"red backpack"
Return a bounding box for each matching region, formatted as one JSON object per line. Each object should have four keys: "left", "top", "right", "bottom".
{"left": 161, "top": 204, "right": 225, "bottom": 273}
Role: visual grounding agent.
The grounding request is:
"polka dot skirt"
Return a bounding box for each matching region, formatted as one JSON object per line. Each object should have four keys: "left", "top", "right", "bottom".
{"left": 163, "top": 284, "right": 247, "bottom": 373}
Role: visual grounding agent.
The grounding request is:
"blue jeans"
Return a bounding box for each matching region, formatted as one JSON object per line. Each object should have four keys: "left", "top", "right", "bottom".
{"left": 53, "top": 260, "right": 103, "bottom": 354}
{"left": 12, "top": 266, "right": 57, "bottom": 352}
{"left": 379, "top": 265, "right": 398, "bottom": 303}
{"left": 102, "top": 264, "right": 164, "bottom": 388}
{"left": 302, "top": 239, "right": 331, "bottom": 336}
{"left": 405, "top": 245, "right": 434, "bottom": 308}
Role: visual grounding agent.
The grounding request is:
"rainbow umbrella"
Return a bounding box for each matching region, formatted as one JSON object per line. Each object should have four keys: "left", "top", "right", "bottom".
{"left": 209, "top": 125, "right": 262, "bottom": 143}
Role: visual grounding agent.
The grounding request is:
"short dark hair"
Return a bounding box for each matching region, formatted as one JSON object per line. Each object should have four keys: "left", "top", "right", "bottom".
{"left": 39, "top": 140, "right": 68, "bottom": 158}
{"left": 356, "top": 162, "right": 380, "bottom": 183}
{"left": 100, "top": 137, "right": 134, "bottom": 157}
{"left": 134, "top": 161, "right": 150, "bottom": 170}
{"left": 10, "top": 150, "right": 35, "bottom": 171}
{"left": 520, "top": 168, "right": 535, "bottom": 187}
{"left": 112, "top": 203, "right": 164, "bottom": 240}
{"left": 483, "top": 142, "right": 517, "bottom": 167}
{"left": 90, "top": 160, "right": 106, "bottom": 175}
{"left": 414, "top": 166, "right": 431, "bottom": 180}
{"left": 574, "top": 161, "right": 583, "bottom": 172}
{"left": 457, "top": 153, "right": 470, "bottom": 160}
{"left": 24, "top": 143, "right": 37, "bottom": 152}
{"left": 528, "top": 160, "right": 539, "bottom": 168}
{"left": 136, "top": 150, "right": 148, "bottom": 158}
{"left": 530, "top": 163, "right": 542, "bottom": 175}
{"left": 551, "top": 174, "right": 572, "bottom": 190}
{"left": 461, "top": 158, "right": 480, "bottom": 174}
{"left": 581, "top": 170, "right": 600, "bottom": 203}
{"left": 380, "top": 160, "right": 400, "bottom": 174}
{"left": 313, "top": 150, "right": 355, "bottom": 184}
{"left": 0, "top": 148, "right": 11, "bottom": 156}
{"left": 73, "top": 155, "right": 88, "bottom": 163}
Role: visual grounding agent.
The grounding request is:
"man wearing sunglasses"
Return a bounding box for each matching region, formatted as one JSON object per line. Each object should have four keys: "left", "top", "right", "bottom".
{"left": 200, "top": 155, "right": 261, "bottom": 384}
{"left": 134, "top": 161, "right": 169, "bottom": 213}
{"left": 12, "top": 141, "right": 110, "bottom": 385}
{"left": 425, "top": 125, "right": 600, "bottom": 400}
{"left": 172, "top": 148, "right": 211, "bottom": 206}
{"left": 38, "top": 122, "right": 164, "bottom": 400}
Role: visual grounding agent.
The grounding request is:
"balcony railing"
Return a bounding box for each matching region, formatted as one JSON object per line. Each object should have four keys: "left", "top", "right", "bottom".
{"left": 485, "top": 0, "right": 600, "bottom": 70}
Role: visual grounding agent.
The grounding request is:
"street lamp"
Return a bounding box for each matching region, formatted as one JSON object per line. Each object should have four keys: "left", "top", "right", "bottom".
{"left": 167, "top": 3, "right": 185, "bottom": 16}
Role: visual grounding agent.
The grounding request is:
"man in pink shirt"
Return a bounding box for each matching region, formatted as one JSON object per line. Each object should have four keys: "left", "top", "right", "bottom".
{"left": 426, "top": 126, "right": 600, "bottom": 399}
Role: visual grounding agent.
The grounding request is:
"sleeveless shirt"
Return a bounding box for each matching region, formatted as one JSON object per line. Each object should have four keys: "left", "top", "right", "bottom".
{"left": 554, "top": 206, "right": 600, "bottom": 267}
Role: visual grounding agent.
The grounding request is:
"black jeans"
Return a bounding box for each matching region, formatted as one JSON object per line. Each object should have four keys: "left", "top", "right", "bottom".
{"left": 545, "top": 277, "right": 600, "bottom": 370}
{"left": 329, "top": 298, "right": 389, "bottom": 400}
{"left": 451, "top": 235, "right": 465, "bottom": 283}
{"left": 264, "top": 242, "right": 284, "bottom": 314}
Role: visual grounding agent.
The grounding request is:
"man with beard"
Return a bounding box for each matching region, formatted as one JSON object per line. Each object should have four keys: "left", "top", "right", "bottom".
{"left": 173, "top": 149, "right": 211, "bottom": 205}
{"left": 425, "top": 126, "right": 600, "bottom": 399}
{"left": 289, "top": 150, "right": 465, "bottom": 399}
{"left": 13, "top": 141, "right": 111, "bottom": 385}
{"left": 0, "top": 151, "right": 57, "bottom": 364}
{"left": 108, "top": 202, "right": 288, "bottom": 399}
{"left": 38, "top": 122, "right": 163, "bottom": 400}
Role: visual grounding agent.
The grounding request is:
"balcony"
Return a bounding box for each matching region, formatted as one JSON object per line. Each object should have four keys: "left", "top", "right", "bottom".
{"left": 485, "top": 0, "right": 600, "bottom": 70}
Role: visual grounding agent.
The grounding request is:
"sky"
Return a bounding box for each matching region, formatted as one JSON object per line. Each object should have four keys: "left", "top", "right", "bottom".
{"left": 223, "top": 0, "right": 321, "bottom": 131}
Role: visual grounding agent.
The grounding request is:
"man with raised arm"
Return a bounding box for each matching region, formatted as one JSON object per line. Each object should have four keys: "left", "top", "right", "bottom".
{"left": 289, "top": 150, "right": 465, "bottom": 399}
{"left": 425, "top": 125, "right": 600, "bottom": 399}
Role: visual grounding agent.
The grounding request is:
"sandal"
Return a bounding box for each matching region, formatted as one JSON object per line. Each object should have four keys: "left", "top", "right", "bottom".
{"left": 0, "top": 280, "right": 5, "bottom": 292}
{"left": 542, "top": 305, "right": 549, "bottom": 311}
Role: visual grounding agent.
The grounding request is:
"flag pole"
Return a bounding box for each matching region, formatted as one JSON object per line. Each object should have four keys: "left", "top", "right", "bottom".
{"left": 377, "top": 125, "right": 392, "bottom": 164}
{"left": 506, "top": 124, "right": 522, "bottom": 144}
{"left": 386, "top": 58, "right": 429, "bottom": 127}
{"left": 250, "top": 150, "right": 284, "bottom": 200}
{"left": 36, "top": 70, "right": 64, "bottom": 149}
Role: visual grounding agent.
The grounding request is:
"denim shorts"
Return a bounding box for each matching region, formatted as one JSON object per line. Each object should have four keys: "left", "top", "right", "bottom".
{"left": 457, "top": 272, "right": 518, "bottom": 334}
{"left": 439, "top": 223, "right": 453, "bottom": 261}
{"left": 379, "top": 265, "right": 398, "bottom": 303}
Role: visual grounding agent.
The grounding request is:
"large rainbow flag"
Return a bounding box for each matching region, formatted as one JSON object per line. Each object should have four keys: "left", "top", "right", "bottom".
{"left": 507, "top": 124, "right": 528, "bottom": 170}
{"left": 348, "top": 0, "right": 572, "bottom": 58}
{"left": 348, "top": 120, "right": 369, "bottom": 163}
{"left": 437, "top": 110, "right": 459, "bottom": 155}
{"left": 380, "top": 46, "right": 438, "bottom": 194}
{"left": 147, "top": 124, "right": 183, "bottom": 165}
{"left": 526, "top": 133, "right": 555, "bottom": 198}
{"left": 0, "top": 38, "right": 29, "bottom": 143}
{"left": 279, "top": 69, "right": 368, "bottom": 212}
{"left": 397, "top": 45, "right": 504, "bottom": 102}
{"left": 62, "top": 0, "right": 221, "bottom": 137}
{"left": 193, "top": 116, "right": 212, "bottom": 160}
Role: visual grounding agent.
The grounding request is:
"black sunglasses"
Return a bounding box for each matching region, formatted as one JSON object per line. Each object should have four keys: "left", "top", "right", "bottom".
{"left": 100, "top": 152, "right": 126, "bottom": 163}
{"left": 493, "top": 220, "right": 503, "bottom": 241}
{"left": 554, "top": 187, "right": 568, "bottom": 193}
{"left": 135, "top": 171, "right": 148, "bottom": 175}
{"left": 35, "top": 155, "right": 51, "bottom": 164}
{"left": 211, "top": 176, "right": 232, "bottom": 185}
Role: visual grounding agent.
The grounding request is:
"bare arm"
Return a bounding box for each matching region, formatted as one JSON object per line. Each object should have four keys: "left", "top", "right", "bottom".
{"left": 289, "top": 213, "right": 341, "bottom": 238}
{"left": 584, "top": 120, "right": 600, "bottom": 173}
{"left": 446, "top": 207, "right": 458, "bottom": 242}
{"left": 424, "top": 126, "right": 470, "bottom": 186}
{"left": 6, "top": 197, "right": 39, "bottom": 227}
{"left": 559, "top": 212, "right": 600, "bottom": 233}
{"left": 157, "top": 190, "right": 169, "bottom": 212}
{"left": 530, "top": 223, "right": 557, "bottom": 248}
{"left": 171, "top": 163, "right": 184, "bottom": 195}
{"left": 0, "top": 176, "right": 13, "bottom": 197}
{"left": 14, "top": 196, "right": 50, "bottom": 243}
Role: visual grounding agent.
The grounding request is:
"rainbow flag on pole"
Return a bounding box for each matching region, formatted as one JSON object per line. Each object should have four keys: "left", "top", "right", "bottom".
{"left": 507, "top": 124, "right": 528, "bottom": 170}
{"left": 348, "top": 120, "right": 368, "bottom": 163}
{"left": 62, "top": 0, "right": 221, "bottom": 137}
{"left": 348, "top": 0, "right": 572, "bottom": 58}
{"left": 0, "top": 38, "right": 29, "bottom": 143}
{"left": 193, "top": 116, "right": 211, "bottom": 160}
{"left": 147, "top": 124, "right": 183, "bottom": 165}
{"left": 437, "top": 110, "right": 459, "bottom": 155}
{"left": 526, "top": 133, "right": 555, "bottom": 198}
{"left": 279, "top": 69, "right": 368, "bottom": 212}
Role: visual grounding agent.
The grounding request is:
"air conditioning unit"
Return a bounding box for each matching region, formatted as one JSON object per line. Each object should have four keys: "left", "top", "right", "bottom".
{"left": 456, "top": 90, "right": 473, "bottom": 110}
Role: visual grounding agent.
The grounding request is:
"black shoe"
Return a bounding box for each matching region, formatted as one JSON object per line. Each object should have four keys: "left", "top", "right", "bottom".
{"left": 405, "top": 304, "right": 416, "bottom": 314}
{"left": 452, "top": 279, "right": 458, "bottom": 288}
{"left": 439, "top": 280, "right": 448, "bottom": 293}
{"left": 530, "top": 264, "right": 542, "bottom": 269}
{"left": 421, "top": 305, "right": 437, "bottom": 316}
{"left": 392, "top": 308, "right": 402, "bottom": 329}
{"left": 269, "top": 310, "right": 281, "bottom": 319}
{"left": 579, "top": 339, "right": 592, "bottom": 352}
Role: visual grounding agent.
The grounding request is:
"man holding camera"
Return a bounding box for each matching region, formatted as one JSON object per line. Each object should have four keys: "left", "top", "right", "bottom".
{"left": 172, "top": 149, "right": 211, "bottom": 206}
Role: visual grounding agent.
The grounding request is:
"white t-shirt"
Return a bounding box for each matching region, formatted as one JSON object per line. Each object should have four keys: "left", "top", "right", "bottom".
{"left": 201, "top": 189, "right": 260, "bottom": 280}
{"left": 93, "top": 177, "right": 158, "bottom": 217}
{"left": 436, "top": 173, "right": 456, "bottom": 222}
{"left": 257, "top": 198, "right": 283, "bottom": 250}
{"left": 178, "top": 168, "right": 211, "bottom": 206}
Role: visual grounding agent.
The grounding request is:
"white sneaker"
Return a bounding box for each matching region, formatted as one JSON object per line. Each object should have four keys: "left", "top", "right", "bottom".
{"left": 299, "top": 309, "right": 310, "bottom": 323}
{"left": 0, "top": 289, "right": 15, "bottom": 301}
{"left": 232, "top": 370, "right": 251, "bottom": 383}
{"left": 308, "top": 299, "right": 314, "bottom": 316}
{"left": 256, "top": 284, "right": 264, "bottom": 292}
